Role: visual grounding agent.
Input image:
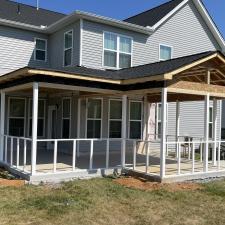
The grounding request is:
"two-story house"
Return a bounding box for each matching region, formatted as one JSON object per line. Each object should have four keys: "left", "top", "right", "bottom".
{"left": 0, "top": 0, "right": 225, "bottom": 183}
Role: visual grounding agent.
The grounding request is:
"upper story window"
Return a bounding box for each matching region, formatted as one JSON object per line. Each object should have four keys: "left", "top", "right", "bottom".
{"left": 159, "top": 44, "right": 172, "bottom": 61}
{"left": 103, "top": 32, "right": 132, "bottom": 69}
{"left": 34, "top": 38, "right": 47, "bottom": 61}
{"left": 64, "top": 30, "right": 73, "bottom": 66}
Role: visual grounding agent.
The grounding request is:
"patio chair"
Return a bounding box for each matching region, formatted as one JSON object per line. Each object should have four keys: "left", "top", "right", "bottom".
{"left": 181, "top": 137, "right": 193, "bottom": 158}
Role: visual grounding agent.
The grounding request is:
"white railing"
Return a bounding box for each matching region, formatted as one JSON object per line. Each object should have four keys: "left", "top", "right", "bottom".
{"left": 3, "top": 135, "right": 32, "bottom": 172}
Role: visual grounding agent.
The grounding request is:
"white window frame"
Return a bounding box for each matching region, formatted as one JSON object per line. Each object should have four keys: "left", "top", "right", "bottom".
{"left": 7, "top": 97, "right": 26, "bottom": 137}
{"left": 63, "top": 30, "right": 73, "bottom": 67}
{"left": 61, "top": 97, "right": 72, "bottom": 139}
{"left": 86, "top": 98, "right": 103, "bottom": 139}
{"left": 34, "top": 38, "right": 47, "bottom": 62}
{"left": 28, "top": 98, "right": 46, "bottom": 138}
{"left": 209, "top": 105, "right": 213, "bottom": 139}
{"left": 128, "top": 100, "right": 143, "bottom": 140}
{"left": 155, "top": 103, "right": 168, "bottom": 140}
{"left": 103, "top": 31, "right": 133, "bottom": 69}
{"left": 108, "top": 99, "right": 122, "bottom": 138}
{"left": 159, "top": 44, "right": 173, "bottom": 61}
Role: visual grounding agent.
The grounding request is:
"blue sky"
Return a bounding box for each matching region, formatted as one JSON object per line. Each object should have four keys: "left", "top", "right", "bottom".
{"left": 14, "top": 0, "right": 225, "bottom": 37}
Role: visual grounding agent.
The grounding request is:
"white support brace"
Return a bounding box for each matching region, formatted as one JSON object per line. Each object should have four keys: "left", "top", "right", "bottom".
{"left": 121, "top": 95, "right": 127, "bottom": 167}
{"left": 0, "top": 91, "right": 5, "bottom": 162}
{"left": 175, "top": 101, "right": 180, "bottom": 158}
{"left": 212, "top": 98, "right": 217, "bottom": 166}
{"left": 31, "top": 82, "right": 39, "bottom": 175}
{"left": 204, "top": 93, "right": 209, "bottom": 172}
{"left": 160, "top": 88, "right": 167, "bottom": 178}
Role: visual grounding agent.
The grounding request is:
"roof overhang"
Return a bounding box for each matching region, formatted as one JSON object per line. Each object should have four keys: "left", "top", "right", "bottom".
{"left": 0, "top": 52, "right": 225, "bottom": 88}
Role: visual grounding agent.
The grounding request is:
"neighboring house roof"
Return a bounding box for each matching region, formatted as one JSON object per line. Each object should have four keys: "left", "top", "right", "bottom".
{"left": 3, "top": 51, "right": 222, "bottom": 85}
{"left": 0, "top": 0, "right": 65, "bottom": 26}
{"left": 124, "top": 0, "right": 184, "bottom": 27}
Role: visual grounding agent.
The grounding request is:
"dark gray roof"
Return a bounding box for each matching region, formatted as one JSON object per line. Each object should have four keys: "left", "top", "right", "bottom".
{"left": 0, "top": 0, "right": 66, "bottom": 26}
{"left": 124, "top": 0, "right": 184, "bottom": 27}
{"left": 30, "top": 51, "right": 218, "bottom": 80}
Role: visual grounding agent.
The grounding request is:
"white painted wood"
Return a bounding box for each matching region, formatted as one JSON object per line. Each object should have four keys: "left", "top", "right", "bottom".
{"left": 53, "top": 140, "right": 57, "bottom": 173}
{"left": 0, "top": 91, "right": 5, "bottom": 161}
{"left": 4, "top": 136, "right": 7, "bottom": 163}
{"left": 160, "top": 88, "right": 167, "bottom": 178}
{"left": 145, "top": 141, "right": 149, "bottom": 174}
{"left": 175, "top": 101, "right": 180, "bottom": 158}
{"left": 121, "top": 95, "right": 127, "bottom": 167}
{"left": 133, "top": 140, "right": 136, "bottom": 170}
{"left": 89, "top": 139, "right": 94, "bottom": 170}
{"left": 16, "top": 138, "right": 19, "bottom": 168}
{"left": 192, "top": 142, "right": 195, "bottom": 173}
{"left": 177, "top": 142, "right": 181, "bottom": 175}
{"left": 77, "top": 98, "right": 81, "bottom": 157}
{"left": 23, "top": 139, "right": 27, "bottom": 171}
{"left": 218, "top": 100, "right": 222, "bottom": 170}
{"left": 212, "top": 99, "right": 217, "bottom": 166}
{"left": 72, "top": 140, "right": 76, "bottom": 171}
{"left": 204, "top": 93, "right": 209, "bottom": 172}
{"left": 31, "top": 82, "right": 39, "bottom": 175}
{"left": 79, "top": 19, "right": 83, "bottom": 66}
{"left": 106, "top": 139, "right": 109, "bottom": 169}
{"left": 10, "top": 137, "right": 13, "bottom": 165}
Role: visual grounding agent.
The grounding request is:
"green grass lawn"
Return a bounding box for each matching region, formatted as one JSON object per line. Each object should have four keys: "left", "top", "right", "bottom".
{"left": 1, "top": 178, "right": 225, "bottom": 225}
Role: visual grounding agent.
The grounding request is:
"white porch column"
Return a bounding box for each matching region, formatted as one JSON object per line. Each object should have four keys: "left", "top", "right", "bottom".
{"left": 160, "top": 88, "right": 167, "bottom": 178}
{"left": 143, "top": 95, "right": 149, "bottom": 140}
{"left": 0, "top": 91, "right": 5, "bottom": 162}
{"left": 204, "top": 93, "right": 209, "bottom": 172}
{"left": 31, "top": 82, "right": 39, "bottom": 175}
{"left": 121, "top": 95, "right": 127, "bottom": 167}
{"left": 77, "top": 97, "right": 81, "bottom": 157}
{"left": 212, "top": 98, "right": 217, "bottom": 166}
{"left": 175, "top": 101, "right": 180, "bottom": 158}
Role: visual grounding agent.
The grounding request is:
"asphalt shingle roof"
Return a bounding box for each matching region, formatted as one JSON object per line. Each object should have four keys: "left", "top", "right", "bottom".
{"left": 124, "top": 0, "right": 184, "bottom": 27}
{"left": 31, "top": 51, "right": 218, "bottom": 80}
{"left": 0, "top": 0, "right": 66, "bottom": 26}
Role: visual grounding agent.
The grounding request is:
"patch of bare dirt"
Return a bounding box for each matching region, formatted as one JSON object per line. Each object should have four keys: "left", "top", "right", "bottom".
{"left": 0, "top": 178, "right": 25, "bottom": 187}
{"left": 114, "top": 177, "right": 203, "bottom": 192}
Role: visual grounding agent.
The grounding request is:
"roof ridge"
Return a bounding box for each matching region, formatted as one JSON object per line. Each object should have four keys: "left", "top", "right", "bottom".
{"left": 124, "top": 0, "right": 183, "bottom": 23}
{"left": 6, "top": 0, "right": 66, "bottom": 16}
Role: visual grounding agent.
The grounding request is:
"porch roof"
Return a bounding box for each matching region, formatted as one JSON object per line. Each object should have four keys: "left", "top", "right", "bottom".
{"left": 1, "top": 51, "right": 225, "bottom": 99}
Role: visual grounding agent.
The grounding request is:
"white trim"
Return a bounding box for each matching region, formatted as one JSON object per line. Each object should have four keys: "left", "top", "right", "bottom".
{"left": 151, "top": 0, "right": 189, "bottom": 30}
{"left": 63, "top": 29, "right": 73, "bottom": 67}
{"left": 61, "top": 97, "right": 72, "bottom": 138}
{"left": 7, "top": 97, "right": 26, "bottom": 137}
{"left": 159, "top": 44, "right": 173, "bottom": 61}
{"left": 0, "top": 91, "right": 5, "bottom": 161}
{"left": 34, "top": 38, "right": 47, "bottom": 62}
{"left": 79, "top": 19, "right": 83, "bottom": 66}
{"left": 128, "top": 100, "right": 143, "bottom": 139}
{"left": 108, "top": 98, "right": 122, "bottom": 138}
{"left": 85, "top": 98, "right": 103, "bottom": 139}
{"left": 102, "top": 31, "right": 133, "bottom": 69}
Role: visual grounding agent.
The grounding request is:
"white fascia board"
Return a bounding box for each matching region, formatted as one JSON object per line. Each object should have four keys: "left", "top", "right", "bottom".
{"left": 192, "top": 0, "right": 225, "bottom": 51}
{"left": 75, "top": 10, "right": 153, "bottom": 35}
{"left": 151, "top": 0, "right": 189, "bottom": 30}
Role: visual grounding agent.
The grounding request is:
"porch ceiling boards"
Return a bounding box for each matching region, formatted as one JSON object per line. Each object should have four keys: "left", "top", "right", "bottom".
{"left": 0, "top": 51, "right": 225, "bottom": 101}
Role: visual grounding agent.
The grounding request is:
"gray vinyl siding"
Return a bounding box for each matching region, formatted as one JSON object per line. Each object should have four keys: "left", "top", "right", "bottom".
{"left": 0, "top": 25, "right": 49, "bottom": 75}
{"left": 49, "top": 21, "right": 80, "bottom": 68}
{"left": 81, "top": 1, "right": 220, "bottom": 69}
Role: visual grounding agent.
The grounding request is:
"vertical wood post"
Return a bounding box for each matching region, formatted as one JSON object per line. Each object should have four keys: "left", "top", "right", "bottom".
{"left": 204, "top": 93, "right": 209, "bottom": 172}
{"left": 121, "top": 95, "right": 127, "bottom": 167}
{"left": 77, "top": 97, "right": 81, "bottom": 157}
{"left": 0, "top": 91, "right": 5, "bottom": 162}
{"left": 31, "top": 82, "right": 39, "bottom": 175}
{"left": 160, "top": 88, "right": 167, "bottom": 178}
{"left": 175, "top": 101, "right": 180, "bottom": 158}
{"left": 212, "top": 99, "right": 217, "bottom": 166}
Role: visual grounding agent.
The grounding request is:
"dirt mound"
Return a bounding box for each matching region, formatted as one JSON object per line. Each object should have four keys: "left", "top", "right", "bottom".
{"left": 114, "top": 177, "right": 203, "bottom": 192}
{"left": 0, "top": 178, "right": 25, "bottom": 187}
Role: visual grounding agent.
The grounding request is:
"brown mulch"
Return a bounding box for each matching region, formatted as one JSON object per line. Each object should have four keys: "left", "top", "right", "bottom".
{"left": 0, "top": 178, "right": 25, "bottom": 187}
{"left": 114, "top": 177, "right": 204, "bottom": 192}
